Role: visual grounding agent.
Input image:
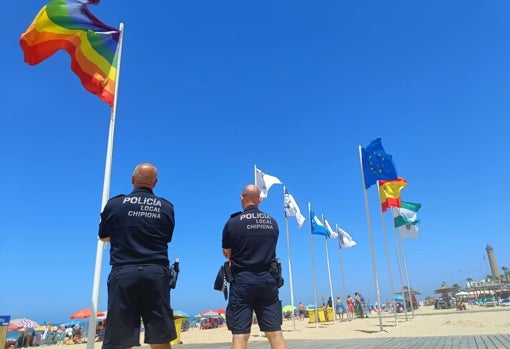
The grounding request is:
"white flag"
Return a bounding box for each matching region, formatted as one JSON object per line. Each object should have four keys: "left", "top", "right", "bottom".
{"left": 337, "top": 227, "right": 356, "bottom": 248}
{"left": 397, "top": 223, "right": 419, "bottom": 239}
{"left": 284, "top": 188, "right": 305, "bottom": 228}
{"left": 255, "top": 167, "right": 282, "bottom": 198}
{"left": 323, "top": 218, "right": 338, "bottom": 239}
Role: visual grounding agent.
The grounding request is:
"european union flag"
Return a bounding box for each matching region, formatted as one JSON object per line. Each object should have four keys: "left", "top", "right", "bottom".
{"left": 362, "top": 138, "right": 398, "bottom": 189}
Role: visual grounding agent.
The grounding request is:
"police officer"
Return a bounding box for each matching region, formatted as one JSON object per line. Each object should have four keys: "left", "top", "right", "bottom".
{"left": 222, "top": 184, "right": 288, "bottom": 349}
{"left": 99, "top": 163, "right": 176, "bottom": 349}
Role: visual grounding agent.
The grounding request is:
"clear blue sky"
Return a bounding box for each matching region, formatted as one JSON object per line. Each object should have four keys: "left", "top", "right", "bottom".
{"left": 1, "top": 1, "right": 509, "bottom": 325}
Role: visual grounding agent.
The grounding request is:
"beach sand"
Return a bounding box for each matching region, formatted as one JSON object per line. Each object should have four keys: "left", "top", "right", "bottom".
{"left": 44, "top": 305, "right": 510, "bottom": 348}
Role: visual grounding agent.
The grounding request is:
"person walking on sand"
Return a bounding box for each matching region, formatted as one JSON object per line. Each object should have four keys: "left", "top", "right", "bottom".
{"left": 222, "top": 184, "right": 288, "bottom": 349}
{"left": 346, "top": 295, "right": 354, "bottom": 321}
{"left": 299, "top": 303, "right": 306, "bottom": 321}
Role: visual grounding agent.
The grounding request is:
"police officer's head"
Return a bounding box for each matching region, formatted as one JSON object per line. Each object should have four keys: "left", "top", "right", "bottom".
{"left": 240, "top": 184, "right": 261, "bottom": 209}
{"left": 132, "top": 163, "right": 158, "bottom": 189}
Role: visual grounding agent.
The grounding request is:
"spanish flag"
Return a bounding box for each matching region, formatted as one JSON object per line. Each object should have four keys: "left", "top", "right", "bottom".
{"left": 378, "top": 177, "right": 407, "bottom": 212}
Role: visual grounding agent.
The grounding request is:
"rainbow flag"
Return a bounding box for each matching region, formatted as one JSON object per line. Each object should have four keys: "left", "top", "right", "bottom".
{"left": 20, "top": 0, "right": 120, "bottom": 106}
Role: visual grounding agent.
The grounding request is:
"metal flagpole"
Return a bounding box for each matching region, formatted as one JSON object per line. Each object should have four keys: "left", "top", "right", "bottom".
{"left": 399, "top": 234, "right": 415, "bottom": 318}
{"left": 377, "top": 184, "right": 398, "bottom": 326}
{"left": 309, "top": 203, "right": 319, "bottom": 328}
{"left": 319, "top": 215, "right": 335, "bottom": 324}
{"left": 358, "top": 145, "right": 384, "bottom": 331}
{"left": 86, "top": 22, "right": 125, "bottom": 349}
{"left": 392, "top": 221, "right": 409, "bottom": 321}
{"left": 283, "top": 186, "right": 296, "bottom": 330}
{"left": 336, "top": 224, "right": 349, "bottom": 321}
{"left": 324, "top": 237, "right": 335, "bottom": 323}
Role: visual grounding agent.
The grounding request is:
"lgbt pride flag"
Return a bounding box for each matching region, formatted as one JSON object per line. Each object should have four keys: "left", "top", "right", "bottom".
{"left": 20, "top": 0, "right": 120, "bottom": 106}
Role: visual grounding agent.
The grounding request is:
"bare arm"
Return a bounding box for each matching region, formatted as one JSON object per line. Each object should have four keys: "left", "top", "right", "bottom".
{"left": 100, "top": 237, "right": 111, "bottom": 242}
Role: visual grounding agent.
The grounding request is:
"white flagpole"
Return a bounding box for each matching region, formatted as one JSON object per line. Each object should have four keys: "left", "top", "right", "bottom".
{"left": 358, "top": 145, "right": 383, "bottom": 331}
{"left": 86, "top": 22, "right": 125, "bottom": 349}
{"left": 321, "top": 215, "right": 335, "bottom": 323}
{"left": 391, "top": 222, "right": 409, "bottom": 321}
{"left": 336, "top": 224, "right": 349, "bottom": 321}
{"left": 377, "top": 183, "right": 398, "bottom": 326}
{"left": 399, "top": 235, "right": 415, "bottom": 318}
{"left": 308, "top": 203, "right": 319, "bottom": 328}
{"left": 324, "top": 237, "right": 335, "bottom": 323}
{"left": 283, "top": 186, "right": 296, "bottom": 331}
{"left": 254, "top": 164, "right": 257, "bottom": 184}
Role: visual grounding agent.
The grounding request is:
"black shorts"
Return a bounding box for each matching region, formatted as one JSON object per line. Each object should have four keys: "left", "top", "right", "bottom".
{"left": 102, "top": 264, "right": 176, "bottom": 349}
{"left": 226, "top": 271, "right": 282, "bottom": 334}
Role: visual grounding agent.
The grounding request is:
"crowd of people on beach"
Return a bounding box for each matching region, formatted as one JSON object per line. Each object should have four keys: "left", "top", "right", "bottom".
{"left": 8, "top": 322, "right": 103, "bottom": 348}
{"left": 286, "top": 292, "right": 374, "bottom": 324}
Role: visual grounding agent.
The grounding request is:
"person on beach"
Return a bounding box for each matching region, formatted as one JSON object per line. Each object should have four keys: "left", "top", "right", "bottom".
{"left": 99, "top": 163, "right": 177, "bottom": 349}
{"left": 299, "top": 303, "right": 306, "bottom": 321}
{"left": 222, "top": 184, "right": 288, "bottom": 349}
{"left": 346, "top": 295, "right": 354, "bottom": 321}
{"left": 335, "top": 296, "right": 346, "bottom": 321}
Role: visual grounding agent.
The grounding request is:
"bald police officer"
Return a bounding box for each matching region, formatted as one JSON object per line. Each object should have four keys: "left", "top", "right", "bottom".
{"left": 99, "top": 163, "right": 176, "bottom": 349}
{"left": 222, "top": 184, "right": 288, "bottom": 349}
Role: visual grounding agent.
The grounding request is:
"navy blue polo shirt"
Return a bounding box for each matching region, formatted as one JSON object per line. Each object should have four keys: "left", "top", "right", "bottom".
{"left": 222, "top": 205, "right": 278, "bottom": 271}
{"left": 99, "top": 187, "right": 175, "bottom": 267}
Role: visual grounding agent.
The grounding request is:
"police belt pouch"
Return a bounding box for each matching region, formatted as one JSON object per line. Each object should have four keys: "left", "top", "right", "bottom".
{"left": 214, "top": 261, "right": 232, "bottom": 300}
{"left": 270, "top": 259, "right": 284, "bottom": 288}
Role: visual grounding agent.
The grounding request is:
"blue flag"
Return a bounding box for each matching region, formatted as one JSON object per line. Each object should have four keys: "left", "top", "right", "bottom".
{"left": 310, "top": 210, "right": 330, "bottom": 236}
{"left": 361, "top": 138, "right": 398, "bottom": 189}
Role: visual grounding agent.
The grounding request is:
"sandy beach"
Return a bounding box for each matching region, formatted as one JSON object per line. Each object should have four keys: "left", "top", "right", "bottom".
{"left": 39, "top": 305, "right": 509, "bottom": 348}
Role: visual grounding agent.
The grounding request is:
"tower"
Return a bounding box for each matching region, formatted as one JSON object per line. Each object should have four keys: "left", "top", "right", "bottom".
{"left": 485, "top": 244, "right": 500, "bottom": 281}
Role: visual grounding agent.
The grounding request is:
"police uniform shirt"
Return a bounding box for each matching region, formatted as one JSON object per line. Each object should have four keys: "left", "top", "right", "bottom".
{"left": 99, "top": 187, "right": 175, "bottom": 267}
{"left": 222, "top": 205, "right": 278, "bottom": 271}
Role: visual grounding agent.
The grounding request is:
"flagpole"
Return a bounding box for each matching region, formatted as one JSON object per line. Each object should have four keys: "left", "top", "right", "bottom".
{"left": 399, "top": 235, "right": 415, "bottom": 318}
{"left": 283, "top": 186, "right": 296, "bottom": 331}
{"left": 336, "top": 224, "right": 349, "bottom": 321}
{"left": 358, "top": 145, "right": 384, "bottom": 331}
{"left": 254, "top": 164, "right": 257, "bottom": 184}
{"left": 321, "top": 215, "right": 335, "bottom": 323}
{"left": 377, "top": 183, "right": 398, "bottom": 326}
{"left": 308, "top": 203, "right": 319, "bottom": 328}
{"left": 324, "top": 237, "right": 335, "bottom": 323}
{"left": 391, "top": 220, "right": 409, "bottom": 321}
{"left": 86, "top": 22, "right": 125, "bottom": 349}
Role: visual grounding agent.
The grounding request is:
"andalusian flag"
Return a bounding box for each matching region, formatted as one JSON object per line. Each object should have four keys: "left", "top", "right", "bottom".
{"left": 378, "top": 177, "right": 407, "bottom": 212}
{"left": 392, "top": 201, "right": 421, "bottom": 239}
{"left": 20, "top": 0, "right": 120, "bottom": 106}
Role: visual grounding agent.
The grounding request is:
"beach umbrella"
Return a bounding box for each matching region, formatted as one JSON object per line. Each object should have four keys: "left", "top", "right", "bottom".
{"left": 214, "top": 308, "right": 226, "bottom": 314}
{"left": 8, "top": 323, "right": 20, "bottom": 330}
{"left": 63, "top": 320, "right": 81, "bottom": 327}
{"left": 200, "top": 310, "right": 219, "bottom": 317}
{"left": 282, "top": 305, "right": 296, "bottom": 312}
{"left": 10, "top": 318, "right": 39, "bottom": 329}
{"left": 70, "top": 308, "right": 106, "bottom": 319}
{"left": 174, "top": 310, "right": 189, "bottom": 318}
